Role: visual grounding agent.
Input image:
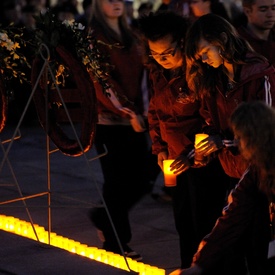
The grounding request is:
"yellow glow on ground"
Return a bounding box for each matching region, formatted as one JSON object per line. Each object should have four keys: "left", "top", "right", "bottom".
{"left": 0, "top": 215, "right": 165, "bottom": 275}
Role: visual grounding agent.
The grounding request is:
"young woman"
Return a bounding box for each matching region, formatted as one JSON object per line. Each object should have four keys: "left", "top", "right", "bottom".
{"left": 180, "top": 101, "right": 275, "bottom": 275}
{"left": 185, "top": 13, "right": 275, "bottom": 180}
{"left": 88, "top": 0, "right": 151, "bottom": 261}
{"left": 138, "top": 11, "right": 231, "bottom": 273}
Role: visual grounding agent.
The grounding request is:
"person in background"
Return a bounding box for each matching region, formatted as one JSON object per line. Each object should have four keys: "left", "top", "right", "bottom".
{"left": 237, "top": 0, "right": 275, "bottom": 67}
{"left": 88, "top": 0, "right": 151, "bottom": 261}
{"left": 189, "top": 0, "right": 231, "bottom": 22}
{"left": 138, "top": 11, "right": 231, "bottom": 275}
{"left": 180, "top": 101, "right": 275, "bottom": 275}
{"left": 130, "top": 2, "right": 153, "bottom": 34}
{"left": 52, "top": 0, "right": 79, "bottom": 21}
{"left": 75, "top": 0, "right": 93, "bottom": 27}
{"left": 0, "top": 1, "right": 22, "bottom": 26}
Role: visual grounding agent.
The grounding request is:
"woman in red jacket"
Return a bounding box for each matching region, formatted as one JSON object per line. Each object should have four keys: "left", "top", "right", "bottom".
{"left": 88, "top": 0, "right": 151, "bottom": 261}
{"left": 138, "top": 11, "right": 231, "bottom": 273}
{"left": 185, "top": 13, "right": 275, "bottom": 180}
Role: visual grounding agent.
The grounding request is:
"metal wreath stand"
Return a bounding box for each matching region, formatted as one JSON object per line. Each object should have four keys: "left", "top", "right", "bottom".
{"left": 0, "top": 43, "right": 133, "bottom": 271}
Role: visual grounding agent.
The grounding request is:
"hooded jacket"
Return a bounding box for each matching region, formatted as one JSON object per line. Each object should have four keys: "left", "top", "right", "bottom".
{"left": 200, "top": 52, "right": 275, "bottom": 178}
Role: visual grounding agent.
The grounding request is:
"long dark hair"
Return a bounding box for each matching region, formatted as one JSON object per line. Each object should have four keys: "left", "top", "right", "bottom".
{"left": 185, "top": 14, "right": 257, "bottom": 97}
{"left": 90, "top": 0, "right": 136, "bottom": 48}
{"left": 230, "top": 101, "right": 275, "bottom": 196}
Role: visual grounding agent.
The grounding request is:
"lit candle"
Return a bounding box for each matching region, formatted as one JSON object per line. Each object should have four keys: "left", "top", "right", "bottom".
{"left": 194, "top": 133, "right": 209, "bottom": 164}
{"left": 163, "top": 159, "right": 177, "bottom": 187}
{"left": 195, "top": 133, "right": 209, "bottom": 147}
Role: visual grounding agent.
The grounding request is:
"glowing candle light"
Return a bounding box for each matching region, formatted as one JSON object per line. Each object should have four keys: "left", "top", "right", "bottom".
{"left": 163, "top": 159, "right": 177, "bottom": 187}
{"left": 194, "top": 133, "right": 209, "bottom": 164}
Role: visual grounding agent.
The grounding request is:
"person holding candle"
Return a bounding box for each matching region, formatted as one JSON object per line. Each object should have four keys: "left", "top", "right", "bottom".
{"left": 185, "top": 13, "right": 275, "bottom": 180}
{"left": 180, "top": 101, "right": 275, "bottom": 275}
{"left": 138, "top": 11, "right": 231, "bottom": 273}
{"left": 183, "top": 13, "right": 275, "bottom": 274}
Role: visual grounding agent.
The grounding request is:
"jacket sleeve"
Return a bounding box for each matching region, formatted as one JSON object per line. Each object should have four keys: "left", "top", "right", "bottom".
{"left": 148, "top": 94, "right": 168, "bottom": 155}
{"left": 192, "top": 167, "right": 269, "bottom": 270}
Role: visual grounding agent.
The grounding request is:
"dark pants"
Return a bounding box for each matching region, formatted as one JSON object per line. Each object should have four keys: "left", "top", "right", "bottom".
{"left": 91, "top": 124, "right": 150, "bottom": 253}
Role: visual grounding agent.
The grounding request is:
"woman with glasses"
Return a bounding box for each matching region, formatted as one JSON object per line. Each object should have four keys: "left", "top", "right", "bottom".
{"left": 138, "top": 11, "right": 231, "bottom": 274}
{"left": 88, "top": 0, "right": 151, "bottom": 261}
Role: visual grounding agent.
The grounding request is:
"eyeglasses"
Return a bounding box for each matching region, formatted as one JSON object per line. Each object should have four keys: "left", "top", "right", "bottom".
{"left": 149, "top": 43, "right": 179, "bottom": 59}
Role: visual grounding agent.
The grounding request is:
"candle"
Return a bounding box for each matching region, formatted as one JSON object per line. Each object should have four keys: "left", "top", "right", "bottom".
{"left": 195, "top": 133, "right": 209, "bottom": 147}
{"left": 194, "top": 133, "right": 209, "bottom": 164}
{"left": 163, "top": 159, "right": 177, "bottom": 187}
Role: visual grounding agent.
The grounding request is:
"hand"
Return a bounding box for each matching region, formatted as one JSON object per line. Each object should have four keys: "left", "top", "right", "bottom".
{"left": 158, "top": 151, "right": 168, "bottom": 170}
{"left": 170, "top": 155, "right": 190, "bottom": 175}
{"left": 180, "top": 264, "right": 203, "bottom": 275}
{"left": 195, "top": 135, "right": 223, "bottom": 156}
{"left": 130, "top": 114, "right": 146, "bottom": 132}
{"left": 120, "top": 107, "right": 146, "bottom": 132}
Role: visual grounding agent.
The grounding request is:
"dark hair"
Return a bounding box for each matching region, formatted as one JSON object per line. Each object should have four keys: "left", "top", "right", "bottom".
{"left": 138, "top": 10, "right": 189, "bottom": 44}
{"left": 185, "top": 14, "right": 257, "bottom": 97}
{"left": 91, "top": 0, "right": 135, "bottom": 48}
{"left": 230, "top": 101, "right": 275, "bottom": 194}
{"left": 138, "top": 11, "right": 190, "bottom": 66}
{"left": 242, "top": 0, "right": 256, "bottom": 8}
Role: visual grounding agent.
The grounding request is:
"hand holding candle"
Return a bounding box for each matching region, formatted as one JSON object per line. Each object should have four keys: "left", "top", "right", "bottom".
{"left": 163, "top": 159, "right": 177, "bottom": 187}
{"left": 194, "top": 133, "right": 209, "bottom": 165}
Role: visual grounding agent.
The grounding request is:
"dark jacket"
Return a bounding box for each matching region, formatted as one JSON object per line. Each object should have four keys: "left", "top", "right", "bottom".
{"left": 193, "top": 165, "right": 272, "bottom": 275}
{"left": 148, "top": 66, "right": 204, "bottom": 159}
{"left": 201, "top": 53, "right": 275, "bottom": 178}
{"left": 237, "top": 25, "right": 275, "bottom": 67}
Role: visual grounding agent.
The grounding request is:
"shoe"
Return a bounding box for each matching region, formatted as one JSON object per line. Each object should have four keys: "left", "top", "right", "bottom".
{"left": 124, "top": 245, "right": 143, "bottom": 262}
{"left": 169, "top": 269, "right": 183, "bottom": 275}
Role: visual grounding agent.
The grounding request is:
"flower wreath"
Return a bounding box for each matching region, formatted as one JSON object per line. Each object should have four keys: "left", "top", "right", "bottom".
{"left": 31, "top": 10, "right": 111, "bottom": 156}
{"left": 0, "top": 25, "right": 30, "bottom": 132}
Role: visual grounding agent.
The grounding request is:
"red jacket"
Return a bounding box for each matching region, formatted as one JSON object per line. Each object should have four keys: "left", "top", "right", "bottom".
{"left": 90, "top": 25, "right": 145, "bottom": 123}
{"left": 237, "top": 25, "right": 275, "bottom": 67}
{"left": 193, "top": 166, "right": 272, "bottom": 274}
{"left": 148, "top": 66, "right": 204, "bottom": 159}
{"left": 201, "top": 53, "right": 275, "bottom": 178}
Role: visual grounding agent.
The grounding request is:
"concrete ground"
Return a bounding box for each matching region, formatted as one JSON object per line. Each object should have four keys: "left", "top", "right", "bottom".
{"left": 0, "top": 121, "right": 180, "bottom": 275}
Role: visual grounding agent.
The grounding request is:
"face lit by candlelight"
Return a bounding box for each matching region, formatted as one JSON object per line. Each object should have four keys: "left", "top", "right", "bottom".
{"left": 196, "top": 38, "right": 223, "bottom": 68}
{"left": 148, "top": 34, "right": 183, "bottom": 70}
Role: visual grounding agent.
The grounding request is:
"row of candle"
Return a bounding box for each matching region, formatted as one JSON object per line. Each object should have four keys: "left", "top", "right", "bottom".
{"left": 0, "top": 214, "right": 165, "bottom": 275}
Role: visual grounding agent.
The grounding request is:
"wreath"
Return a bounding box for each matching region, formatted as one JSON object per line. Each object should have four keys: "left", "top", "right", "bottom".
{"left": 0, "top": 24, "right": 30, "bottom": 133}
{"left": 30, "top": 10, "right": 110, "bottom": 156}
{"left": 31, "top": 45, "right": 97, "bottom": 156}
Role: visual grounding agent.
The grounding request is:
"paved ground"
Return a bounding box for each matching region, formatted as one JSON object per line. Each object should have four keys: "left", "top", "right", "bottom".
{"left": 0, "top": 121, "right": 180, "bottom": 275}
